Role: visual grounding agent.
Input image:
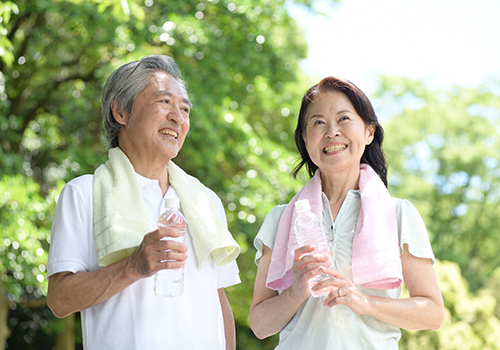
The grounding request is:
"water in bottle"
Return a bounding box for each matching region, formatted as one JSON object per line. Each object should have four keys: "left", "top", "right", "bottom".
{"left": 293, "top": 199, "right": 332, "bottom": 297}
{"left": 154, "top": 197, "right": 186, "bottom": 297}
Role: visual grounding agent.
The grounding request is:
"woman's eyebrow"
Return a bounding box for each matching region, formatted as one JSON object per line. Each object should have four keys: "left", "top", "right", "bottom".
{"left": 336, "top": 109, "right": 353, "bottom": 115}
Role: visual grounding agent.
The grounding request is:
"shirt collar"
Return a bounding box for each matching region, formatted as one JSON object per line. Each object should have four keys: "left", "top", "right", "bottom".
{"left": 321, "top": 188, "right": 360, "bottom": 201}
{"left": 135, "top": 172, "right": 160, "bottom": 190}
{"left": 135, "top": 172, "right": 179, "bottom": 200}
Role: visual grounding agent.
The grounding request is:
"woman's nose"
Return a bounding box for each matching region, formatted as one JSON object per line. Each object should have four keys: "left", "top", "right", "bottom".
{"left": 325, "top": 123, "right": 340, "bottom": 138}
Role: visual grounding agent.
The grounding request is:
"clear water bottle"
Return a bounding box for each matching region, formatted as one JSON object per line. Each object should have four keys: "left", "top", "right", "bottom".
{"left": 293, "top": 199, "right": 332, "bottom": 298}
{"left": 154, "top": 197, "right": 186, "bottom": 298}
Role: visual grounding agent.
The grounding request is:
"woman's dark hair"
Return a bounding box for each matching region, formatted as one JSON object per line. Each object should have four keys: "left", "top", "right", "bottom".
{"left": 293, "top": 76, "right": 388, "bottom": 187}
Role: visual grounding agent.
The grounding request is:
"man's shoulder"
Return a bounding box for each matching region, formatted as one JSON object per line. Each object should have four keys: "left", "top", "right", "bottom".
{"left": 66, "top": 174, "right": 94, "bottom": 190}
{"left": 61, "top": 175, "right": 94, "bottom": 204}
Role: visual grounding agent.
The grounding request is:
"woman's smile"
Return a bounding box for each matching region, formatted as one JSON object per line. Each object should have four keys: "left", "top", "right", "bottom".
{"left": 323, "top": 143, "right": 347, "bottom": 154}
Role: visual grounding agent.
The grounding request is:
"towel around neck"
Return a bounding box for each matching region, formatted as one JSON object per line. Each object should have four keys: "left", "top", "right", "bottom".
{"left": 93, "top": 147, "right": 240, "bottom": 268}
{"left": 266, "top": 164, "right": 403, "bottom": 291}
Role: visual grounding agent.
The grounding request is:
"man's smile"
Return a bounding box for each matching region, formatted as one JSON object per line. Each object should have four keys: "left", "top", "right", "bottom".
{"left": 159, "top": 128, "right": 178, "bottom": 139}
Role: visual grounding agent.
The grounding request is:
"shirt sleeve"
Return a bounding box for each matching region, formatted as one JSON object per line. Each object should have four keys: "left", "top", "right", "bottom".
{"left": 217, "top": 260, "right": 241, "bottom": 289}
{"left": 207, "top": 188, "right": 241, "bottom": 288}
{"left": 47, "top": 176, "right": 93, "bottom": 277}
{"left": 395, "top": 199, "right": 435, "bottom": 263}
{"left": 253, "top": 204, "right": 287, "bottom": 266}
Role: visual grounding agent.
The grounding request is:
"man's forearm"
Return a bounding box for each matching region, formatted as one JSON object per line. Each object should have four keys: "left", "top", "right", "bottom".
{"left": 218, "top": 288, "right": 236, "bottom": 350}
{"left": 47, "top": 258, "right": 138, "bottom": 318}
{"left": 47, "top": 227, "right": 188, "bottom": 318}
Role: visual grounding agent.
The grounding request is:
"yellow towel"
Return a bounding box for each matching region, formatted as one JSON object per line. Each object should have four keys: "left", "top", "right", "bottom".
{"left": 167, "top": 161, "right": 240, "bottom": 267}
{"left": 94, "top": 148, "right": 151, "bottom": 266}
{"left": 94, "top": 147, "right": 240, "bottom": 267}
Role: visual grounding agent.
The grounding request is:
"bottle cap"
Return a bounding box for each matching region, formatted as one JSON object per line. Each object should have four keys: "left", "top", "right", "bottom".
{"left": 294, "top": 199, "right": 311, "bottom": 213}
{"left": 164, "top": 197, "right": 181, "bottom": 209}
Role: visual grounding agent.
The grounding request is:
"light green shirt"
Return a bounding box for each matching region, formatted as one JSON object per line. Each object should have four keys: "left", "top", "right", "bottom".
{"left": 254, "top": 190, "right": 435, "bottom": 350}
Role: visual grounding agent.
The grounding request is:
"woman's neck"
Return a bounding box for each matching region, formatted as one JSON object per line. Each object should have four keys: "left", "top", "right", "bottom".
{"left": 320, "top": 167, "right": 360, "bottom": 219}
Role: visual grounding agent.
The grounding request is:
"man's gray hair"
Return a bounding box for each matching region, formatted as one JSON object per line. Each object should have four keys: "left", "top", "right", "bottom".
{"left": 101, "top": 55, "right": 186, "bottom": 148}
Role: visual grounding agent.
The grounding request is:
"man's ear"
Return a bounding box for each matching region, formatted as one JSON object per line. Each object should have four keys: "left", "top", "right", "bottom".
{"left": 110, "top": 101, "right": 127, "bottom": 126}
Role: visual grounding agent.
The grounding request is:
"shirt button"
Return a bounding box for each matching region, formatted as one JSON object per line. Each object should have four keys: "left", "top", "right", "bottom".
{"left": 329, "top": 237, "right": 334, "bottom": 242}
{"left": 330, "top": 225, "right": 333, "bottom": 230}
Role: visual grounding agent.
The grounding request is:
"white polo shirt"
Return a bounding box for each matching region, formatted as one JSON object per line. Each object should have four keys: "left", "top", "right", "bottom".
{"left": 48, "top": 174, "right": 240, "bottom": 350}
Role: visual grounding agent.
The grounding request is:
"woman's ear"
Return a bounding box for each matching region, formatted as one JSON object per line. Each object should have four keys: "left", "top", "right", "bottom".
{"left": 366, "top": 124, "right": 375, "bottom": 145}
{"left": 111, "top": 101, "right": 127, "bottom": 126}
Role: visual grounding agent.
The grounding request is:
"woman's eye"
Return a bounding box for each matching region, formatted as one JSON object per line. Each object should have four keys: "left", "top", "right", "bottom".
{"left": 313, "top": 120, "right": 324, "bottom": 125}
{"left": 339, "top": 116, "right": 349, "bottom": 121}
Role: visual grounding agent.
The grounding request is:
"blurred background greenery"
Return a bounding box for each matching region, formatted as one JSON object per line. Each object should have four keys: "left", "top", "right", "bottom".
{"left": 1, "top": 0, "right": 499, "bottom": 349}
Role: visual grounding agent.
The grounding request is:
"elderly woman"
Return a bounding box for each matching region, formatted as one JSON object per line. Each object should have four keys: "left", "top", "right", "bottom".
{"left": 249, "top": 77, "right": 444, "bottom": 349}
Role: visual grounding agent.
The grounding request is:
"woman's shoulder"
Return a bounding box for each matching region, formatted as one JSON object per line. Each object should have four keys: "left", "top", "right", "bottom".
{"left": 253, "top": 204, "right": 288, "bottom": 261}
{"left": 391, "top": 197, "right": 435, "bottom": 261}
{"left": 392, "top": 197, "right": 424, "bottom": 220}
{"left": 259, "top": 204, "right": 288, "bottom": 237}
{"left": 264, "top": 204, "right": 288, "bottom": 222}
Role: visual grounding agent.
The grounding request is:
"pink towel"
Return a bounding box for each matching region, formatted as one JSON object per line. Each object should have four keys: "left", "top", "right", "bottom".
{"left": 266, "top": 164, "right": 403, "bottom": 291}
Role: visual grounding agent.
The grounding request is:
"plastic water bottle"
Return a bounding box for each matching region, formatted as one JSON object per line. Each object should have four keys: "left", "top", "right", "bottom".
{"left": 293, "top": 199, "right": 332, "bottom": 297}
{"left": 154, "top": 197, "right": 186, "bottom": 297}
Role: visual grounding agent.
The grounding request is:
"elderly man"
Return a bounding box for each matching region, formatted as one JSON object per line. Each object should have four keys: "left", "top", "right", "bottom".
{"left": 47, "top": 55, "right": 241, "bottom": 349}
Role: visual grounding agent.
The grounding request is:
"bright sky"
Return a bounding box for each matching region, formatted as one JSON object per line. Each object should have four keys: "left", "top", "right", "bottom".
{"left": 288, "top": 0, "right": 500, "bottom": 94}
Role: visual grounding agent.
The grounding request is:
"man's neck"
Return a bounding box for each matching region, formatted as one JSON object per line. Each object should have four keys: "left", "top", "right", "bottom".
{"left": 118, "top": 146, "right": 171, "bottom": 195}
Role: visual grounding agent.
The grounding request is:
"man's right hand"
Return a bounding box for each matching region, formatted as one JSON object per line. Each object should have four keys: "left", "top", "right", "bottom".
{"left": 47, "top": 226, "right": 188, "bottom": 318}
{"left": 125, "top": 227, "right": 188, "bottom": 279}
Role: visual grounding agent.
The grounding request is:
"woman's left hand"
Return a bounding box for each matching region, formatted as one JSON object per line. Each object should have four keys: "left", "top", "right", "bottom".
{"left": 313, "top": 267, "right": 371, "bottom": 315}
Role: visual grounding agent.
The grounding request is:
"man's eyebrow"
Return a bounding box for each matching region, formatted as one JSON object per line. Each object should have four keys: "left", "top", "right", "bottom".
{"left": 155, "top": 90, "right": 193, "bottom": 108}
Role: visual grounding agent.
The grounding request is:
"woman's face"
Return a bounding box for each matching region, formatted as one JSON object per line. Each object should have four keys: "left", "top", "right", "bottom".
{"left": 303, "top": 90, "right": 375, "bottom": 174}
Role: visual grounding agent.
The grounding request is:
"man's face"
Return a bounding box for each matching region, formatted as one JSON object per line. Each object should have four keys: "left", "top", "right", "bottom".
{"left": 115, "top": 71, "right": 191, "bottom": 165}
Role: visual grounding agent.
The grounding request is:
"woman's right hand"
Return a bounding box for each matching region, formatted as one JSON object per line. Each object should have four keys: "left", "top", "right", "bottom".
{"left": 250, "top": 244, "right": 332, "bottom": 339}
{"left": 289, "top": 245, "right": 333, "bottom": 301}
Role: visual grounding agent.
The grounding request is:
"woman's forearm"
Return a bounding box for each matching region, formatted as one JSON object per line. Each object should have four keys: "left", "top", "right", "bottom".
{"left": 365, "top": 293, "right": 444, "bottom": 330}
{"left": 320, "top": 249, "right": 444, "bottom": 331}
{"left": 249, "top": 244, "right": 307, "bottom": 339}
{"left": 250, "top": 286, "right": 305, "bottom": 339}
{"left": 377, "top": 249, "right": 444, "bottom": 330}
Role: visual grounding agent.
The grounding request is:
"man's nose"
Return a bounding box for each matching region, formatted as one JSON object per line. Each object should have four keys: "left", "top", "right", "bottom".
{"left": 168, "top": 104, "right": 184, "bottom": 124}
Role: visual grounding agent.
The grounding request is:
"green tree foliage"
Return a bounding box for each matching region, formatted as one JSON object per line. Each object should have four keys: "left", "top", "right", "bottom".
{"left": 0, "top": 1, "right": 18, "bottom": 68}
{"left": 3, "top": 0, "right": 500, "bottom": 348}
{"left": 400, "top": 260, "right": 500, "bottom": 350}
{"left": 0, "top": 0, "right": 324, "bottom": 348}
{"left": 379, "top": 76, "right": 500, "bottom": 290}
{"left": 378, "top": 76, "right": 500, "bottom": 349}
